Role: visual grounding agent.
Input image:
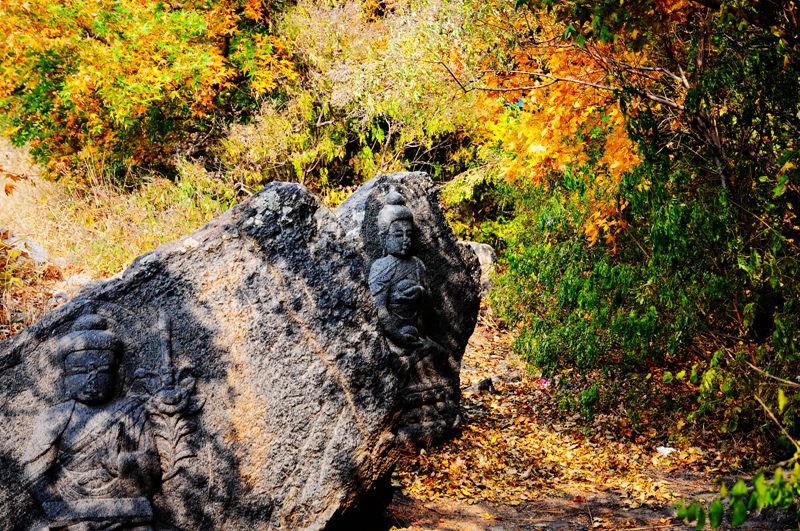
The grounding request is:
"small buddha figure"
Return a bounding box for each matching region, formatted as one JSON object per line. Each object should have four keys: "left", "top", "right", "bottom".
{"left": 368, "top": 190, "right": 430, "bottom": 350}
{"left": 368, "top": 190, "right": 459, "bottom": 447}
{"left": 23, "top": 315, "right": 160, "bottom": 531}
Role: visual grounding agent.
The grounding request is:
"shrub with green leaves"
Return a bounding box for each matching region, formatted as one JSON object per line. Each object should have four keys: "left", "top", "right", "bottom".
{"left": 215, "top": 0, "right": 482, "bottom": 193}
{"left": 0, "top": 0, "right": 295, "bottom": 180}
{"left": 678, "top": 468, "right": 800, "bottom": 529}
{"left": 475, "top": 0, "right": 800, "bottom": 455}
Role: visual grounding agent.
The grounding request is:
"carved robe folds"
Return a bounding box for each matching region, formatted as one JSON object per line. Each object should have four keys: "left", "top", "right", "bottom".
{"left": 369, "top": 254, "right": 461, "bottom": 448}
{"left": 19, "top": 313, "right": 200, "bottom": 531}
{"left": 24, "top": 397, "right": 159, "bottom": 530}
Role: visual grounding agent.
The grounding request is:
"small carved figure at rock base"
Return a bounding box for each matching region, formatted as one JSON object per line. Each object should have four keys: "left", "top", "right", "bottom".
{"left": 368, "top": 190, "right": 460, "bottom": 448}
{"left": 23, "top": 315, "right": 160, "bottom": 530}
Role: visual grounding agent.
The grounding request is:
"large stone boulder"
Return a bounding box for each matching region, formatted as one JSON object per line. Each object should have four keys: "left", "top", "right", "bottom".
{"left": 0, "top": 173, "right": 480, "bottom": 530}
{"left": 0, "top": 183, "right": 400, "bottom": 530}
{"left": 336, "top": 171, "right": 481, "bottom": 448}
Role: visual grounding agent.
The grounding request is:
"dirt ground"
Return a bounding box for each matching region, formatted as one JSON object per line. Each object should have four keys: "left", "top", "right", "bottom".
{"left": 384, "top": 482, "right": 794, "bottom": 530}
{"left": 383, "top": 310, "right": 797, "bottom": 531}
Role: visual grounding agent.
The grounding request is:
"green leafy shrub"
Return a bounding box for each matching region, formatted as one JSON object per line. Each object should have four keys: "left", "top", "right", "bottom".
{"left": 677, "top": 469, "right": 800, "bottom": 529}
{"left": 215, "top": 0, "right": 482, "bottom": 192}
{"left": 0, "top": 0, "right": 295, "bottom": 181}
{"left": 475, "top": 0, "right": 800, "bottom": 446}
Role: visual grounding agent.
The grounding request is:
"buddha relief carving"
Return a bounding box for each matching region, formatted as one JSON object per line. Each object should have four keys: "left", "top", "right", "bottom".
{"left": 368, "top": 190, "right": 460, "bottom": 448}
{"left": 23, "top": 313, "right": 202, "bottom": 530}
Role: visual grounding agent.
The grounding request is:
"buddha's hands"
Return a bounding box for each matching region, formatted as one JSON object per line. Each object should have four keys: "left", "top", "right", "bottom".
{"left": 397, "top": 325, "right": 424, "bottom": 348}
{"left": 395, "top": 282, "right": 424, "bottom": 303}
{"left": 108, "top": 422, "right": 154, "bottom": 483}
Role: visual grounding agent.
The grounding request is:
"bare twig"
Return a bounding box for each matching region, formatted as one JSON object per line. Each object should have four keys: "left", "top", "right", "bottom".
{"left": 774, "top": 454, "right": 799, "bottom": 468}
{"left": 620, "top": 223, "right": 651, "bottom": 260}
{"left": 437, "top": 60, "right": 471, "bottom": 94}
{"left": 754, "top": 393, "right": 799, "bottom": 448}
{"left": 643, "top": 92, "right": 685, "bottom": 111}
{"left": 477, "top": 69, "right": 618, "bottom": 92}
{"left": 743, "top": 359, "right": 800, "bottom": 390}
{"left": 440, "top": 63, "right": 689, "bottom": 113}
{"left": 728, "top": 197, "right": 800, "bottom": 252}
{"left": 470, "top": 82, "right": 560, "bottom": 92}
{"left": 587, "top": 45, "right": 686, "bottom": 86}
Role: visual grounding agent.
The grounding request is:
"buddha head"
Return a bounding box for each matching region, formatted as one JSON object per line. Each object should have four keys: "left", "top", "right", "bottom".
{"left": 377, "top": 190, "right": 414, "bottom": 258}
{"left": 58, "top": 315, "right": 122, "bottom": 405}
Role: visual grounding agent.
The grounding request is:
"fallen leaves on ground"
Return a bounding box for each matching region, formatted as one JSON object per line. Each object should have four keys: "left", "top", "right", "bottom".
{"left": 395, "top": 311, "right": 709, "bottom": 510}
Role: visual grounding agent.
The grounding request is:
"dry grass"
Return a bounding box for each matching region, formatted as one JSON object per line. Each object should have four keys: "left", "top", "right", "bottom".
{"left": 0, "top": 140, "right": 231, "bottom": 337}
{"left": 1, "top": 176, "right": 222, "bottom": 275}
{"left": 0, "top": 142, "right": 229, "bottom": 276}
{"left": 0, "top": 137, "right": 39, "bottom": 179}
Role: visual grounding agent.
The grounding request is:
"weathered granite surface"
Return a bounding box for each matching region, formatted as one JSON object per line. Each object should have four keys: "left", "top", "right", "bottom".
{"left": 0, "top": 182, "right": 401, "bottom": 530}
{"left": 336, "top": 172, "right": 481, "bottom": 448}
{"left": 458, "top": 240, "right": 497, "bottom": 298}
{"left": 0, "top": 173, "right": 481, "bottom": 530}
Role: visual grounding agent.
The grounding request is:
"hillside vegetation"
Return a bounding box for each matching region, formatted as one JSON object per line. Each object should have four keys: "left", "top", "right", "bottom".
{"left": 3, "top": 0, "right": 800, "bottom": 525}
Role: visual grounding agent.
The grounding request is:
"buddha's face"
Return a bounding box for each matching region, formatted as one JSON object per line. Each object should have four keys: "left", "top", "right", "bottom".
{"left": 65, "top": 349, "right": 117, "bottom": 405}
{"left": 385, "top": 219, "right": 413, "bottom": 258}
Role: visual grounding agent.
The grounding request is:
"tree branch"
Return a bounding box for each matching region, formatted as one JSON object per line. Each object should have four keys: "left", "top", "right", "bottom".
{"left": 440, "top": 63, "right": 689, "bottom": 114}
{"left": 723, "top": 347, "right": 800, "bottom": 390}
{"left": 436, "top": 60, "right": 471, "bottom": 94}
{"left": 754, "top": 394, "right": 799, "bottom": 449}
{"left": 747, "top": 361, "right": 800, "bottom": 389}
{"left": 642, "top": 92, "right": 685, "bottom": 111}
{"left": 476, "top": 69, "right": 619, "bottom": 92}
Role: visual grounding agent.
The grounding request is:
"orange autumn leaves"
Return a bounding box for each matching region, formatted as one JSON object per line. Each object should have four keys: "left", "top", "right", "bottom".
{"left": 0, "top": 0, "right": 296, "bottom": 175}
{"left": 468, "top": 10, "right": 643, "bottom": 247}
{"left": 395, "top": 324, "right": 693, "bottom": 508}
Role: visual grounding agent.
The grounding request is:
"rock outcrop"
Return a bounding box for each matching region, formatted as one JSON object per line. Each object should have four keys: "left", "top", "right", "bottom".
{"left": 0, "top": 172, "right": 480, "bottom": 530}
{"left": 0, "top": 183, "right": 398, "bottom": 530}
{"left": 458, "top": 240, "right": 496, "bottom": 298}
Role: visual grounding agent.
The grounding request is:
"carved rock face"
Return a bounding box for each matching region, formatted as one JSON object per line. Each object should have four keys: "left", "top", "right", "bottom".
{"left": 0, "top": 176, "right": 479, "bottom": 529}
{"left": 64, "top": 349, "right": 116, "bottom": 404}
{"left": 21, "top": 316, "right": 162, "bottom": 529}
{"left": 385, "top": 219, "right": 413, "bottom": 258}
{"left": 0, "top": 183, "right": 401, "bottom": 530}
{"left": 336, "top": 172, "right": 481, "bottom": 449}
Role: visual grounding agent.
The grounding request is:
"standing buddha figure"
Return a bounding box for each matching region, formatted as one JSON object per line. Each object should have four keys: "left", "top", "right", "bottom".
{"left": 368, "top": 190, "right": 459, "bottom": 448}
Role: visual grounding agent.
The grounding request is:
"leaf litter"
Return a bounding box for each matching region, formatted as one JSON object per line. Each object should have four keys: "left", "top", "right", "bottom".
{"left": 396, "top": 313, "right": 700, "bottom": 508}
{"left": 387, "top": 305, "right": 779, "bottom": 529}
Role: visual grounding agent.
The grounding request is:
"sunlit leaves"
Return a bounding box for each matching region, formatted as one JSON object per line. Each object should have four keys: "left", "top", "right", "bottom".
{"left": 457, "top": 3, "right": 642, "bottom": 248}
{"left": 0, "top": 0, "right": 296, "bottom": 178}
{"left": 218, "top": 0, "right": 483, "bottom": 189}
